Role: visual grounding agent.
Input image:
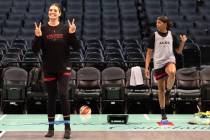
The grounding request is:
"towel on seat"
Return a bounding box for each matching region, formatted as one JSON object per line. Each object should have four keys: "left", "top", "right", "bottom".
{"left": 130, "top": 66, "right": 144, "bottom": 86}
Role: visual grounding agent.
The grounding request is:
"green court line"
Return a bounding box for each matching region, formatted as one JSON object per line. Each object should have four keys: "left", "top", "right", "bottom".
{"left": 1, "top": 114, "right": 210, "bottom": 131}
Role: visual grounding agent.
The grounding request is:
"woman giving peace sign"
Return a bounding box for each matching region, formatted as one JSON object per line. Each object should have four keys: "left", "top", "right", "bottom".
{"left": 32, "top": 3, "right": 80, "bottom": 139}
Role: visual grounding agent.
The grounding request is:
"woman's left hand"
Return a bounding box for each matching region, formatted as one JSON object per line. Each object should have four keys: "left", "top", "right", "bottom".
{"left": 180, "top": 35, "right": 188, "bottom": 43}
{"left": 68, "top": 19, "right": 76, "bottom": 33}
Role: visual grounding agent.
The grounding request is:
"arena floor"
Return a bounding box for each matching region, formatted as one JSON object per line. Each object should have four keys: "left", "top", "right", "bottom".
{"left": 1, "top": 114, "right": 210, "bottom": 140}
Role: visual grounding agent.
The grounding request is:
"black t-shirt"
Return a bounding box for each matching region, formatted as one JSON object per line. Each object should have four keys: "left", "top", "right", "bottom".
{"left": 32, "top": 23, "right": 80, "bottom": 73}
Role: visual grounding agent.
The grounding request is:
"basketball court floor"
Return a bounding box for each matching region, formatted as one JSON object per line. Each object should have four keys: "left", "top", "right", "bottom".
{"left": 1, "top": 114, "right": 210, "bottom": 140}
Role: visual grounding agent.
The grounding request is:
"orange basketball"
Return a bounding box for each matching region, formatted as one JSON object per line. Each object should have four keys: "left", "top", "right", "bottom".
{"left": 79, "top": 105, "right": 91, "bottom": 115}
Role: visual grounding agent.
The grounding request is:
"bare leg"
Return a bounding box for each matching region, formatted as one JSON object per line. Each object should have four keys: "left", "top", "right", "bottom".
{"left": 164, "top": 63, "right": 176, "bottom": 106}
{"left": 165, "top": 63, "right": 176, "bottom": 90}
{"left": 157, "top": 78, "right": 167, "bottom": 120}
{"left": 157, "top": 78, "right": 166, "bottom": 108}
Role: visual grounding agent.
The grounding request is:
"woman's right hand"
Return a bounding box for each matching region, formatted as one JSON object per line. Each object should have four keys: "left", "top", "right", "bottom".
{"left": 145, "top": 68, "right": 150, "bottom": 79}
{"left": 34, "top": 22, "right": 42, "bottom": 37}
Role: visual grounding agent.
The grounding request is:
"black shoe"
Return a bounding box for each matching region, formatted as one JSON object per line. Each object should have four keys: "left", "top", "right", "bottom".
{"left": 161, "top": 114, "right": 167, "bottom": 120}
{"left": 45, "top": 130, "right": 54, "bottom": 137}
{"left": 165, "top": 90, "right": 171, "bottom": 105}
{"left": 64, "top": 128, "right": 71, "bottom": 139}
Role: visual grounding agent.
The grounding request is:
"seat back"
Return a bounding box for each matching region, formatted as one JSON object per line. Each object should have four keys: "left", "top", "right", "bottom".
{"left": 3, "top": 67, "right": 27, "bottom": 86}
{"left": 176, "top": 67, "right": 200, "bottom": 90}
{"left": 102, "top": 67, "right": 125, "bottom": 100}
{"left": 200, "top": 66, "right": 210, "bottom": 101}
{"left": 200, "top": 66, "right": 210, "bottom": 85}
{"left": 2, "top": 67, "right": 28, "bottom": 100}
{"left": 175, "top": 67, "right": 200, "bottom": 104}
{"left": 77, "top": 67, "right": 101, "bottom": 89}
{"left": 75, "top": 67, "right": 101, "bottom": 113}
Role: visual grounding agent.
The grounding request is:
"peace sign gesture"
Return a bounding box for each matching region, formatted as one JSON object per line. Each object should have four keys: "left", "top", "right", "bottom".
{"left": 34, "top": 22, "right": 42, "bottom": 37}
{"left": 68, "top": 19, "right": 76, "bottom": 33}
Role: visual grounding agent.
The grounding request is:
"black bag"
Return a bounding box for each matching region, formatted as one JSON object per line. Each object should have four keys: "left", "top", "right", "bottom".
{"left": 28, "top": 67, "right": 43, "bottom": 91}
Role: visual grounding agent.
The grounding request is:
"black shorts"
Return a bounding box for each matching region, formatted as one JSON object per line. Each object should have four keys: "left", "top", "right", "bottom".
{"left": 154, "top": 65, "right": 168, "bottom": 80}
{"left": 154, "top": 62, "right": 175, "bottom": 80}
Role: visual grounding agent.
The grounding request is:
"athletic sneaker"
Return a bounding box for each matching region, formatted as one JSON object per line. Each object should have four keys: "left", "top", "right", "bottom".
{"left": 161, "top": 113, "right": 168, "bottom": 120}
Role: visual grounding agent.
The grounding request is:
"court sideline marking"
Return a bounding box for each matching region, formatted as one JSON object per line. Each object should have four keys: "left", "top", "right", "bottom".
{"left": 0, "top": 115, "right": 7, "bottom": 121}
{"left": 144, "top": 114, "right": 150, "bottom": 121}
{"left": 0, "top": 115, "right": 7, "bottom": 138}
{"left": 0, "top": 130, "right": 6, "bottom": 138}
{"left": 55, "top": 114, "right": 62, "bottom": 121}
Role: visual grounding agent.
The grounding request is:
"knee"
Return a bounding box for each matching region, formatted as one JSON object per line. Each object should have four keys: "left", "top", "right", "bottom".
{"left": 167, "top": 70, "right": 176, "bottom": 78}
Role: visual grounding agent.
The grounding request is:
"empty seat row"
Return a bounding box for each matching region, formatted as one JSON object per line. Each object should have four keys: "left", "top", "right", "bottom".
{"left": 1, "top": 66, "right": 210, "bottom": 114}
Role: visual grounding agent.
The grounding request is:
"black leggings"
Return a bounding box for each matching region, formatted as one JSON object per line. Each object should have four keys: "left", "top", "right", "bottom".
{"left": 44, "top": 72, "right": 70, "bottom": 129}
